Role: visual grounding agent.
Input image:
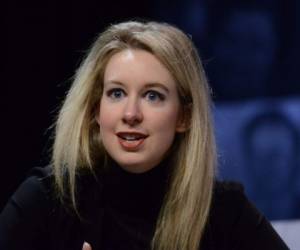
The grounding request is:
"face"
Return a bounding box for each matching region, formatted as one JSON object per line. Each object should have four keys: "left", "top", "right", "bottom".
{"left": 96, "top": 49, "right": 186, "bottom": 173}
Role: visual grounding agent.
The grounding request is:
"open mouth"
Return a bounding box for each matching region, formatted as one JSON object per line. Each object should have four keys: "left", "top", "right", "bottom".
{"left": 116, "top": 132, "right": 148, "bottom": 141}
{"left": 116, "top": 132, "right": 148, "bottom": 149}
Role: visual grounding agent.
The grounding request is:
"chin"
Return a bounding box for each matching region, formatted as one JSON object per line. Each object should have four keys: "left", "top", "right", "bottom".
{"left": 117, "top": 158, "right": 156, "bottom": 174}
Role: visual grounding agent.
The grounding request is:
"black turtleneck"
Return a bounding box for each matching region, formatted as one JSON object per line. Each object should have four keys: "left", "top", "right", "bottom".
{"left": 101, "top": 160, "right": 170, "bottom": 250}
{"left": 0, "top": 164, "right": 289, "bottom": 250}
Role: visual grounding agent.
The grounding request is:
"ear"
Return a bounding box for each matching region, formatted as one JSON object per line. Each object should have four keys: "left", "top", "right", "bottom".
{"left": 176, "top": 104, "right": 191, "bottom": 133}
{"left": 94, "top": 103, "right": 101, "bottom": 126}
{"left": 95, "top": 113, "right": 100, "bottom": 126}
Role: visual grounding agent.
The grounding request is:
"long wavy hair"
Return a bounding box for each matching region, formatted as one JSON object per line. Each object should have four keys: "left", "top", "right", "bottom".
{"left": 52, "top": 20, "right": 216, "bottom": 250}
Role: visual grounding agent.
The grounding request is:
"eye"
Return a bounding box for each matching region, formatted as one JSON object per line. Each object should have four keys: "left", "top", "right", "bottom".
{"left": 144, "top": 90, "right": 165, "bottom": 102}
{"left": 106, "top": 88, "right": 125, "bottom": 100}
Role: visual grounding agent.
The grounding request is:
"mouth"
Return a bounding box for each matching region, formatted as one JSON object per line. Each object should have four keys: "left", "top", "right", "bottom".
{"left": 116, "top": 132, "right": 148, "bottom": 150}
{"left": 116, "top": 132, "right": 148, "bottom": 141}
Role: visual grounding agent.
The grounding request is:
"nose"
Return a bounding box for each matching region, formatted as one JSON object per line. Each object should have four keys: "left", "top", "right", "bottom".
{"left": 122, "top": 97, "right": 143, "bottom": 126}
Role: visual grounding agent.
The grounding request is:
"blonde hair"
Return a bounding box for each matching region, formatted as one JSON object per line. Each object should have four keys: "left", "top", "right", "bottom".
{"left": 52, "top": 21, "right": 216, "bottom": 250}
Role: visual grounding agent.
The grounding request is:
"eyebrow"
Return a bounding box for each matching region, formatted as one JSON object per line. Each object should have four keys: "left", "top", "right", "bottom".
{"left": 105, "top": 80, "right": 170, "bottom": 93}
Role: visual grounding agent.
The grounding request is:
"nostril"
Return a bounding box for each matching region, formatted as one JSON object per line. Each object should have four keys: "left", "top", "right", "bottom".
{"left": 123, "top": 110, "right": 143, "bottom": 125}
{"left": 122, "top": 115, "right": 142, "bottom": 125}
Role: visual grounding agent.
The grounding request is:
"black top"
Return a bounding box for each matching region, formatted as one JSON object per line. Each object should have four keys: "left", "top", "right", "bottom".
{"left": 0, "top": 163, "right": 289, "bottom": 250}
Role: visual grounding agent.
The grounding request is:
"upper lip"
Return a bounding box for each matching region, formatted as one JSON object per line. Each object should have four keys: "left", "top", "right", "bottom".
{"left": 116, "top": 131, "right": 148, "bottom": 139}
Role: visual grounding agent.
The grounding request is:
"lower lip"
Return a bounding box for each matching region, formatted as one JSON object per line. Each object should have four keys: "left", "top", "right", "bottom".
{"left": 118, "top": 137, "right": 146, "bottom": 150}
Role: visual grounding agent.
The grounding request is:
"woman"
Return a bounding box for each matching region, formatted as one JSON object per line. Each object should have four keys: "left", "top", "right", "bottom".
{"left": 0, "top": 21, "right": 288, "bottom": 250}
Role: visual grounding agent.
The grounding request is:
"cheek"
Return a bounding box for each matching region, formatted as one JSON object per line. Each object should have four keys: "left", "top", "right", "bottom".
{"left": 148, "top": 109, "right": 179, "bottom": 159}
{"left": 148, "top": 107, "right": 179, "bottom": 134}
{"left": 97, "top": 100, "right": 115, "bottom": 133}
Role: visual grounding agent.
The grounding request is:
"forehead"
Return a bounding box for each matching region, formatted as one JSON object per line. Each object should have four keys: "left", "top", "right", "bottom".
{"left": 103, "top": 49, "right": 176, "bottom": 89}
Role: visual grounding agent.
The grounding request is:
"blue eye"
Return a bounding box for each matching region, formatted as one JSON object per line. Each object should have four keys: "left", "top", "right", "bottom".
{"left": 107, "top": 88, "right": 125, "bottom": 100}
{"left": 145, "top": 90, "right": 165, "bottom": 102}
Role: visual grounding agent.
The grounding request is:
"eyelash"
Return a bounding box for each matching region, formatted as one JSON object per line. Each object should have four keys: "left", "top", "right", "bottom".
{"left": 106, "top": 88, "right": 166, "bottom": 102}
{"left": 106, "top": 88, "right": 125, "bottom": 99}
{"left": 143, "top": 90, "right": 166, "bottom": 101}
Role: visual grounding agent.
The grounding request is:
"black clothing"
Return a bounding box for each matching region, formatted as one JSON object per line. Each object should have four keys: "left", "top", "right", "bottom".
{"left": 0, "top": 164, "right": 289, "bottom": 250}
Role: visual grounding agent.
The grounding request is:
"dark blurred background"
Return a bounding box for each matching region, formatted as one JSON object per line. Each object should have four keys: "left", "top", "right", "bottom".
{"left": 2, "top": 0, "right": 300, "bottom": 221}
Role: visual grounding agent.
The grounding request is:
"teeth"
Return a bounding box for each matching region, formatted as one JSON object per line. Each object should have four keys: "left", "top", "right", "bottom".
{"left": 118, "top": 133, "right": 145, "bottom": 141}
{"left": 124, "top": 135, "right": 139, "bottom": 141}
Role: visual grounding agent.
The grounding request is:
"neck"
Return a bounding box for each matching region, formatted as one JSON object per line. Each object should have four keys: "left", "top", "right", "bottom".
{"left": 103, "top": 158, "right": 171, "bottom": 219}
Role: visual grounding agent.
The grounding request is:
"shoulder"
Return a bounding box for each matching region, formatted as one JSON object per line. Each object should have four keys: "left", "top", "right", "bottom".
{"left": 211, "top": 180, "right": 246, "bottom": 215}
{"left": 207, "top": 181, "right": 248, "bottom": 240}
{"left": 0, "top": 166, "right": 59, "bottom": 248}
{"left": 10, "top": 166, "right": 55, "bottom": 214}
{"left": 210, "top": 181, "right": 268, "bottom": 233}
{"left": 0, "top": 165, "right": 56, "bottom": 224}
{"left": 203, "top": 180, "right": 288, "bottom": 250}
